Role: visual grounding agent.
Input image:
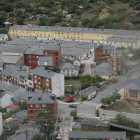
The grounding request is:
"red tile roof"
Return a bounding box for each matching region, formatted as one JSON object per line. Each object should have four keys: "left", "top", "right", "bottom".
{"left": 6, "top": 104, "right": 19, "bottom": 109}
{"left": 3, "top": 114, "right": 15, "bottom": 123}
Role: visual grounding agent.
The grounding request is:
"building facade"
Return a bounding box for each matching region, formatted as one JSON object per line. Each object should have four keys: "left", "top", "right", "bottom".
{"left": 9, "top": 25, "right": 140, "bottom": 42}
{"left": 27, "top": 93, "right": 57, "bottom": 122}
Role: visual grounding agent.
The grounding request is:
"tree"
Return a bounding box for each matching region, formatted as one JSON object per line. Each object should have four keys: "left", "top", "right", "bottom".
{"left": 38, "top": 17, "right": 47, "bottom": 26}
{"left": 95, "top": 109, "right": 100, "bottom": 117}
{"left": 70, "top": 20, "right": 78, "bottom": 27}
{"left": 0, "top": 29, "right": 8, "bottom": 34}
{"left": 16, "top": 18, "right": 23, "bottom": 25}
{"left": 3, "top": 4, "right": 12, "bottom": 12}
{"left": 0, "top": 15, "right": 6, "bottom": 26}
{"left": 35, "top": 106, "right": 56, "bottom": 140}
{"left": 20, "top": 102, "right": 27, "bottom": 110}
{"left": 70, "top": 110, "right": 77, "bottom": 117}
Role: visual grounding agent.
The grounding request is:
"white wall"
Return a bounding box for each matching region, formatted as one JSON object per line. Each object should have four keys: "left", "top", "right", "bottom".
{"left": 51, "top": 73, "right": 64, "bottom": 96}
{"left": 73, "top": 60, "right": 80, "bottom": 66}
{"left": 1, "top": 94, "right": 12, "bottom": 108}
{"left": 60, "top": 69, "right": 79, "bottom": 76}
{"left": 0, "top": 112, "right": 3, "bottom": 136}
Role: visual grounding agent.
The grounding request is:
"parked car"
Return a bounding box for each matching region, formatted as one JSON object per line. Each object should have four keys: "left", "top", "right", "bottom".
{"left": 88, "top": 55, "right": 92, "bottom": 58}
{"left": 88, "top": 97, "right": 93, "bottom": 101}
{"left": 66, "top": 84, "right": 73, "bottom": 87}
{"left": 92, "top": 95, "right": 96, "bottom": 98}
{"left": 69, "top": 104, "right": 77, "bottom": 108}
{"left": 56, "top": 134, "right": 62, "bottom": 140}
{"left": 110, "top": 89, "right": 118, "bottom": 95}
{"left": 113, "top": 79, "right": 118, "bottom": 83}
{"left": 85, "top": 57, "right": 89, "bottom": 60}
{"left": 64, "top": 99, "right": 68, "bottom": 102}
{"left": 68, "top": 95, "right": 74, "bottom": 99}
{"left": 58, "top": 116, "right": 62, "bottom": 122}
{"left": 57, "top": 96, "right": 65, "bottom": 100}
{"left": 67, "top": 99, "right": 73, "bottom": 102}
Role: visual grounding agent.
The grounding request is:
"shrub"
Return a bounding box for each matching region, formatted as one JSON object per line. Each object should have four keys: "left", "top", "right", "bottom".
{"left": 81, "top": 97, "right": 87, "bottom": 101}
{"left": 70, "top": 110, "right": 77, "bottom": 117}
{"left": 101, "top": 105, "right": 106, "bottom": 109}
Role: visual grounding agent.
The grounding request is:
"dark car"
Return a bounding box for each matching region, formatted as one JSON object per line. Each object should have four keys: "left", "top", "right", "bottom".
{"left": 67, "top": 99, "right": 73, "bottom": 102}
{"left": 69, "top": 104, "right": 77, "bottom": 108}
{"left": 57, "top": 96, "right": 65, "bottom": 100}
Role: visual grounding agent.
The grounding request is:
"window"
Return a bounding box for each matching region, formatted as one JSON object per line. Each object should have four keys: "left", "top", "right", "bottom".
{"left": 36, "top": 56, "right": 38, "bottom": 58}
{"left": 30, "top": 104, "right": 33, "bottom": 108}
{"left": 129, "top": 90, "right": 139, "bottom": 98}
{"left": 113, "top": 59, "right": 116, "bottom": 61}
{"left": 28, "top": 55, "right": 31, "bottom": 58}
{"left": 30, "top": 110, "right": 33, "bottom": 113}
{"left": 29, "top": 61, "right": 31, "bottom": 63}
{"left": 36, "top": 110, "right": 39, "bottom": 114}
{"left": 45, "top": 52, "right": 48, "bottom": 54}
{"left": 31, "top": 117, "right": 33, "bottom": 120}
{"left": 35, "top": 76, "right": 37, "bottom": 78}
{"left": 36, "top": 104, "right": 40, "bottom": 108}
{"left": 46, "top": 79, "right": 49, "bottom": 81}
{"left": 35, "top": 80, "right": 37, "bottom": 83}
{"left": 32, "top": 55, "right": 35, "bottom": 58}
{"left": 42, "top": 104, "right": 46, "bottom": 108}
{"left": 33, "top": 61, "right": 35, "bottom": 63}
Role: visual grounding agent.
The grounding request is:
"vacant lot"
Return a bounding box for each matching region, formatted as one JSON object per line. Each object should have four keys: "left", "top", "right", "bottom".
{"left": 106, "top": 99, "right": 140, "bottom": 114}
{"left": 65, "top": 79, "right": 82, "bottom": 94}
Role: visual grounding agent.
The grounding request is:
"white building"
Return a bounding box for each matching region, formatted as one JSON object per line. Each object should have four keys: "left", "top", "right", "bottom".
{"left": 73, "top": 58, "right": 81, "bottom": 66}
{"left": 0, "top": 112, "right": 3, "bottom": 135}
{"left": 103, "top": 36, "right": 140, "bottom": 49}
{"left": 0, "top": 34, "right": 8, "bottom": 44}
{"left": 0, "top": 93, "right": 12, "bottom": 108}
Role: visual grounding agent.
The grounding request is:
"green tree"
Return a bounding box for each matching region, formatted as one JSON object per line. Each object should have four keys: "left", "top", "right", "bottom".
{"left": 70, "top": 110, "right": 77, "bottom": 117}
{"left": 35, "top": 106, "right": 56, "bottom": 140}
{"left": 70, "top": 20, "right": 78, "bottom": 27}
{"left": 38, "top": 17, "right": 47, "bottom": 26}
{"left": 0, "top": 29, "right": 8, "bottom": 34}
{"left": 16, "top": 10, "right": 23, "bottom": 17}
{"left": 16, "top": 18, "right": 23, "bottom": 25}
{"left": 20, "top": 102, "right": 27, "bottom": 110}
{"left": 3, "top": 4, "right": 12, "bottom": 12}
{"left": 16, "top": 2, "right": 25, "bottom": 8}
{"left": 95, "top": 109, "right": 100, "bottom": 117}
{"left": 0, "top": 15, "right": 6, "bottom": 26}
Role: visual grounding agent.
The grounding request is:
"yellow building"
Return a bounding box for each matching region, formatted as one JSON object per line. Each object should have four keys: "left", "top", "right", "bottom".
{"left": 9, "top": 25, "right": 140, "bottom": 42}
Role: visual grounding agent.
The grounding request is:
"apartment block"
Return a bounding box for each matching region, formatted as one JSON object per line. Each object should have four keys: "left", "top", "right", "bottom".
{"left": 27, "top": 93, "right": 57, "bottom": 122}
{"left": 9, "top": 25, "right": 140, "bottom": 42}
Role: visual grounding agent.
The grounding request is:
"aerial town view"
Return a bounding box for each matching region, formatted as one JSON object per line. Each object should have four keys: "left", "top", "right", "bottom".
{"left": 0, "top": 0, "right": 140, "bottom": 140}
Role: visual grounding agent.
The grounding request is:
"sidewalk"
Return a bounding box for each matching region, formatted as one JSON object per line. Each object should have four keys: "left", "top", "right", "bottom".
{"left": 57, "top": 100, "right": 81, "bottom": 105}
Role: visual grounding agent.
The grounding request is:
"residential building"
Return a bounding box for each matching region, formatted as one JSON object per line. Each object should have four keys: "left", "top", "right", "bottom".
{"left": 94, "top": 44, "right": 115, "bottom": 65}
{"left": 43, "top": 44, "right": 61, "bottom": 68}
{"left": 31, "top": 67, "right": 64, "bottom": 96}
{"left": 0, "top": 69, "right": 13, "bottom": 82}
{"left": 27, "top": 93, "right": 57, "bottom": 122}
{"left": 81, "top": 118, "right": 109, "bottom": 131}
{"left": 73, "top": 58, "right": 81, "bottom": 66}
{"left": 19, "top": 91, "right": 29, "bottom": 104}
{"left": 0, "top": 112, "right": 3, "bottom": 136}
{"left": 9, "top": 70, "right": 28, "bottom": 88}
{"left": 126, "top": 68, "right": 140, "bottom": 80}
{"left": 119, "top": 79, "right": 140, "bottom": 107}
{"left": 9, "top": 25, "right": 140, "bottom": 42}
{"left": 4, "top": 110, "right": 27, "bottom": 129}
{"left": 68, "top": 131, "right": 126, "bottom": 140}
{"left": 0, "top": 34, "right": 8, "bottom": 43}
{"left": 0, "top": 62, "right": 4, "bottom": 71}
{"left": 38, "top": 56, "right": 53, "bottom": 69}
{"left": 110, "top": 50, "right": 123, "bottom": 75}
{"left": 27, "top": 73, "right": 34, "bottom": 91}
{"left": 0, "top": 92, "right": 12, "bottom": 108}
{"left": 24, "top": 47, "right": 43, "bottom": 69}
{"left": 60, "top": 63, "right": 79, "bottom": 76}
{"left": 90, "top": 67, "right": 115, "bottom": 83}
{"left": 104, "top": 36, "right": 140, "bottom": 49}
{"left": 6, "top": 104, "right": 19, "bottom": 112}
{"left": 80, "top": 86, "right": 97, "bottom": 100}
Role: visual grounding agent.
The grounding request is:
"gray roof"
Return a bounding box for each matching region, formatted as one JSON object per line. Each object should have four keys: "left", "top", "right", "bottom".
{"left": 73, "top": 58, "right": 81, "bottom": 62}
{"left": 69, "top": 131, "right": 126, "bottom": 139}
{"left": 15, "top": 110, "right": 27, "bottom": 118}
{"left": 2, "top": 48, "right": 26, "bottom": 54}
{"left": 31, "top": 67, "right": 56, "bottom": 78}
{"left": 0, "top": 55, "right": 22, "bottom": 64}
{"left": 25, "top": 48, "right": 43, "bottom": 55}
{"left": 91, "top": 67, "right": 115, "bottom": 75}
{"left": 97, "top": 62, "right": 111, "bottom": 68}
{"left": 0, "top": 92, "right": 6, "bottom": 98}
{"left": 81, "top": 86, "right": 97, "bottom": 97}
{"left": 106, "top": 36, "right": 140, "bottom": 43}
{"left": 124, "top": 79, "right": 140, "bottom": 90}
{"left": 27, "top": 93, "right": 56, "bottom": 104}
{"left": 81, "top": 118, "right": 109, "bottom": 127}
{"left": 0, "top": 34, "right": 7, "bottom": 38}
{"left": 0, "top": 61, "right": 4, "bottom": 67}
{"left": 10, "top": 25, "right": 140, "bottom": 36}
{"left": 43, "top": 44, "right": 60, "bottom": 51}
{"left": 10, "top": 71, "right": 28, "bottom": 81}
{"left": 60, "top": 63, "right": 75, "bottom": 70}
{"left": 111, "top": 50, "right": 123, "bottom": 54}
{"left": 20, "top": 91, "right": 29, "bottom": 100}
{"left": 0, "top": 69, "right": 13, "bottom": 76}
{"left": 127, "top": 68, "right": 140, "bottom": 76}
{"left": 72, "top": 123, "right": 81, "bottom": 129}
{"left": 4, "top": 65, "right": 28, "bottom": 71}
{"left": 38, "top": 56, "right": 53, "bottom": 66}
{"left": 103, "top": 45, "right": 115, "bottom": 50}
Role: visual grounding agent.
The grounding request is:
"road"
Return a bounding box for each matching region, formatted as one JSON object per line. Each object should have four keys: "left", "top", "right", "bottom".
{"left": 57, "top": 75, "right": 140, "bottom": 139}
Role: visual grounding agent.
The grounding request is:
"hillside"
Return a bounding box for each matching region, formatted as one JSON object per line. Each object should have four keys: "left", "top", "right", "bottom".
{"left": 0, "top": 0, "right": 140, "bottom": 30}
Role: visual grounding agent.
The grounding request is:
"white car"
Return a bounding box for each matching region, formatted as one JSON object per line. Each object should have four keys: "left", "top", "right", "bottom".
{"left": 66, "top": 84, "right": 73, "bottom": 87}
{"left": 88, "top": 55, "right": 92, "bottom": 58}
{"left": 56, "top": 134, "right": 62, "bottom": 140}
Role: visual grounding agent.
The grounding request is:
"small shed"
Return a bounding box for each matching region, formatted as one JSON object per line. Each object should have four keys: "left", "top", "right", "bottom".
{"left": 81, "top": 86, "right": 97, "bottom": 100}
{"left": 6, "top": 104, "right": 19, "bottom": 112}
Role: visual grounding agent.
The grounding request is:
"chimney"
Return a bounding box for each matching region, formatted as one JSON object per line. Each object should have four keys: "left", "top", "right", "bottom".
{"left": 38, "top": 95, "right": 41, "bottom": 100}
